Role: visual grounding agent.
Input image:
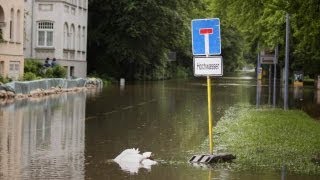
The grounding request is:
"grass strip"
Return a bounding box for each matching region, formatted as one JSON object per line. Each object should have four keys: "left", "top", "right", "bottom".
{"left": 212, "top": 105, "right": 320, "bottom": 174}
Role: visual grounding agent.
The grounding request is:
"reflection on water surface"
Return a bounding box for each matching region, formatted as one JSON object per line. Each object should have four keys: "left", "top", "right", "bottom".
{"left": 0, "top": 92, "right": 86, "bottom": 179}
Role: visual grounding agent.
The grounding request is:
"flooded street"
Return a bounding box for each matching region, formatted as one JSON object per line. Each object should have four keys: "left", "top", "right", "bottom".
{"left": 0, "top": 72, "right": 319, "bottom": 179}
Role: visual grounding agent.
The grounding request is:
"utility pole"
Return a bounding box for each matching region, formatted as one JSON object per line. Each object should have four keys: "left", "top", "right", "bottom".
{"left": 257, "top": 43, "right": 261, "bottom": 80}
{"left": 284, "top": 13, "right": 290, "bottom": 110}
{"left": 268, "top": 64, "right": 272, "bottom": 105}
{"left": 256, "top": 43, "right": 261, "bottom": 108}
{"left": 273, "top": 45, "right": 278, "bottom": 107}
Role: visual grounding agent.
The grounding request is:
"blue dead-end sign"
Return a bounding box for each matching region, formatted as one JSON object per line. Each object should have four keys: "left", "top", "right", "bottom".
{"left": 192, "top": 18, "right": 221, "bottom": 56}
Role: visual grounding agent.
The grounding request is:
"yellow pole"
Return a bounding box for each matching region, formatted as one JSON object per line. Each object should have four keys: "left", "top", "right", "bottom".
{"left": 208, "top": 170, "right": 212, "bottom": 180}
{"left": 207, "top": 76, "right": 213, "bottom": 154}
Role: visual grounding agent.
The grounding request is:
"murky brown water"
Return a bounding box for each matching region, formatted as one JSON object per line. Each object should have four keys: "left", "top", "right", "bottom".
{"left": 0, "top": 72, "right": 319, "bottom": 179}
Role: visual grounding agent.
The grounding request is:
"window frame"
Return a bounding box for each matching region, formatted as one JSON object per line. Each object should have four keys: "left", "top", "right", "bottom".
{"left": 64, "top": 23, "right": 69, "bottom": 49}
{"left": 36, "top": 21, "right": 54, "bottom": 48}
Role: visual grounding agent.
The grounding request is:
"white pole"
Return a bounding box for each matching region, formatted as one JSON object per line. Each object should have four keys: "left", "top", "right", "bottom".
{"left": 205, "top": 34, "right": 209, "bottom": 56}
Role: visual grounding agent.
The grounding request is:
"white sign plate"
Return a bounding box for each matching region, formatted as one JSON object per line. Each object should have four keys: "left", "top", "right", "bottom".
{"left": 193, "top": 56, "right": 223, "bottom": 76}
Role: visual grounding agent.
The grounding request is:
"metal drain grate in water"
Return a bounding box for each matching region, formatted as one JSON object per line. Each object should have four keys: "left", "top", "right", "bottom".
{"left": 189, "top": 153, "right": 236, "bottom": 164}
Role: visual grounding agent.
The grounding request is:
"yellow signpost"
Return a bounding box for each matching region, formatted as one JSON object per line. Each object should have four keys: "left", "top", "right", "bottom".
{"left": 192, "top": 18, "right": 221, "bottom": 155}
{"left": 190, "top": 19, "right": 236, "bottom": 165}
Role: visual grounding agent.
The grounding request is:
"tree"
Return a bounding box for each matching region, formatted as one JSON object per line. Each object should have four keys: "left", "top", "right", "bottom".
{"left": 88, "top": 0, "right": 205, "bottom": 80}
{"left": 208, "top": 0, "right": 320, "bottom": 76}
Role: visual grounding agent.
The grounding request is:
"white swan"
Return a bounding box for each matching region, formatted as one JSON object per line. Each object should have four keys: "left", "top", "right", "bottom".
{"left": 114, "top": 148, "right": 157, "bottom": 174}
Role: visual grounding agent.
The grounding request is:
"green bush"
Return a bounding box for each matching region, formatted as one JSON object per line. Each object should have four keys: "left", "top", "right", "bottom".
{"left": 0, "top": 75, "right": 11, "bottom": 84}
{"left": 175, "top": 66, "right": 189, "bottom": 79}
{"left": 52, "top": 65, "right": 67, "bottom": 78}
{"left": 43, "top": 68, "right": 54, "bottom": 78}
{"left": 24, "top": 59, "right": 43, "bottom": 76}
{"left": 24, "top": 59, "right": 67, "bottom": 79}
{"left": 23, "top": 72, "right": 38, "bottom": 81}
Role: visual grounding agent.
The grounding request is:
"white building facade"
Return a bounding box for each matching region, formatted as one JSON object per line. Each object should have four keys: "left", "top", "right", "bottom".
{"left": 0, "top": 0, "right": 24, "bottom": 80}
{"left": 24, "top": 0, "right": 88, "bottom": 78}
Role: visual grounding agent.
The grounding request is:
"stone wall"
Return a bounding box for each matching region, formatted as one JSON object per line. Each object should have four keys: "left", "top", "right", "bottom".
{"left": 0, "top": 78, "right": 102, "bottom": 99}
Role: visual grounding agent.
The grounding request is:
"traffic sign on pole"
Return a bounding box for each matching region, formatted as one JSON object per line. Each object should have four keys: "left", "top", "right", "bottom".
{"left": 191, "top": 18, "right": 221, "bottom": 56}
{"left": 191, "top": 18, "right": 222, "bottom": 156}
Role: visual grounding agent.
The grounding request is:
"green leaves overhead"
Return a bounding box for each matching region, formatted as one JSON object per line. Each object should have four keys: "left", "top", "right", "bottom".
{"left": 88, "top": 0, "right": 320, "bottom": 78}
{"left": 88, "top": 0, "right": 205, "bottom": 80}
{"left": 208, "top": 0, "right": 320, "bottom": 75}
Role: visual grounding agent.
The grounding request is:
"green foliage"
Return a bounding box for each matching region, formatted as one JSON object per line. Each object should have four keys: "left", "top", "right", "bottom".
{"left": 24, "top": 59, "right": 43, "bottom": 77}
{"left": 208, "top": 0, "right": 320, "bottom": 76}
{"left": 43, "top": 68, "right": 54, "bottom": 78}
{"left": 210, "top": 105, "right": 320, "bottom": 174}
{"left": 174, "top": 66, "right": 189, "bottom": 79}
{"left": 87, "top": 0, "right": 320, "bottom": 78}
{"left": 88, "top": 0, "right": 206, "bottom": 80}
{"left": 51, "top": 65, "right": 67, "bottom": 78}
{"left": 0, "top": 75, "right": 11, "bottom": 84}
{"left": 23, "top": 72, "right": 38, "bottom": 81}
{"left": 24, "top": 59, "right": 67, "bottom": 79}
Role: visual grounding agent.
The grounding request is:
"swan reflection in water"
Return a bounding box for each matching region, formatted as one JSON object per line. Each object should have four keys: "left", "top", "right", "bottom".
{"left": 114, "top": 148, "right": 157, "bottom": 174}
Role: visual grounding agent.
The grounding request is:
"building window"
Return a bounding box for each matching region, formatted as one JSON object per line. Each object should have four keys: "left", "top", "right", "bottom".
{"left": 16, "top": 10, "right": 21, "bottom": 42}
{"left": 70, "top": 24, "right": 75, "bottom": 49}
{"left": 37, "top": 21, "right": 54, "bottom": 47}
{"left": 82, "top": 27, "right": 85, "bottom": 51}
{"left": 71, "top": 7, "right": 75, "bottom": 15}
{"left": 0, "top": 6, "right": 4, "bottom": 40}
{"left": 70, "top": 66, "right": 74, "bottom": 77}
{"left": 10, "top": 64, "right": 14, "bottom": 71}
{"left": 8, "top": 61, "right": 20, "bottom": 80}
{"left": 64, "top": 23, "right": 69, "bottom": 49}
{"left": 77, "top": 25, "right": 81, "bottom": 50}
{"left": 0, "top": 61, "right": 4, "bottom": 76}
{"left": 10, "top": 8, "right": 14, "bottom": 41}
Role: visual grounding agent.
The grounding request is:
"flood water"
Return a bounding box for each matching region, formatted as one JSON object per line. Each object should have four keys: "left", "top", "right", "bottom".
{"left": 0, "top": 72, "right": 319, "bottom": 179}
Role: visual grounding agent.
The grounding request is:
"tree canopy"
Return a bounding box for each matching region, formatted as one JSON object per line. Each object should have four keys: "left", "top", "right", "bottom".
{"left": 87, "top": 0, "right": 320, "bottom": 80}
{"left": 88, "top": 0, "right": 205, "bottom": 80}
{"left": 208, "top": 0, "right": 320, "bottom": 76}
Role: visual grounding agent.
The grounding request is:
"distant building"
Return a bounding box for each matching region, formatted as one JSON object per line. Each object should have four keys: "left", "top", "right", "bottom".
{"left": 24, "top": 0, "right": 88, "bottom": 78}
{"left": 0, "top": 0, "right": 25, "bottom": 80}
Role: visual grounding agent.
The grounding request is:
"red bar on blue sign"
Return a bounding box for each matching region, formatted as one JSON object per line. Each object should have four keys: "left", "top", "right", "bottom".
{"left": 199, "top": 28, "right": 213, "bottom": 35}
